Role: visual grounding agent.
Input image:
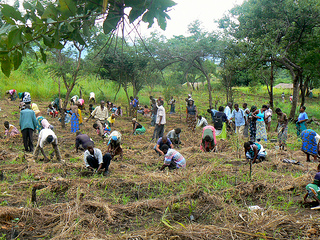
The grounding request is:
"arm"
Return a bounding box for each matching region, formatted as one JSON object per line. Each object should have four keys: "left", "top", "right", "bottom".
{"left": 160, "top": 164, "right": 167, "bottom": 171}
{"left": 252, "top": 145, "right": 258, "bottom": 163}
{"left": 156, "top": 144, "right": 164, "bottom": 155}
{"left": 132, "top": 123, "right": 137, "bottom": 133}
{"left": 75, "top": 137, "right": 80, "bottom": 152}
{"left": 158, "top": 116, "right": 163, "bottom": 126}
{"left": 170, "top": 144, "right": 174, "bottom": 149}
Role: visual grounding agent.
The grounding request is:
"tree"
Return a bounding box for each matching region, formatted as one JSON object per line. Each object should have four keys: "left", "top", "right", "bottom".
{"left": 0, "top": 0, "right": 176, "bottom": 76}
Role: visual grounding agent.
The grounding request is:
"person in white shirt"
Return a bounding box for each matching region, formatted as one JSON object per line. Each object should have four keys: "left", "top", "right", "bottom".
{"left": 152, "top": 99, "right": 166, "bottom": 141}
{"left": 265, "top": 104, "right": 273, "bottom": 132}
{"left": 33, "top": 129, "right": 61, "bottom": 161}
{"left": 86, "top": 100, "right": 109, "bottom": 137}
{"left": 224, "top": 102, "right": 233, "bottom": 120}
{"left": 167, "top": 128, "right": 181, "bottom": 147}
{"left": 89, "top": 92, "right": 95, "bottom": 103}
{"left": 196, "top": 115, "right": 208, "bottom": 128}
{"left": 83, "top": 143, "right": 112, "bottom": 176}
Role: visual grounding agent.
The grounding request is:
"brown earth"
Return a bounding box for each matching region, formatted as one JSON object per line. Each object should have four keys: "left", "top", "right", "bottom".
{"left": 0, "top": 99, "right": 319, "bottom": 239}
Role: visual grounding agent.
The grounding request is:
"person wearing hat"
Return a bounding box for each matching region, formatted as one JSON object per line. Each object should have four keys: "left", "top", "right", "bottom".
{"left": 304, "top": 165, "right": 320, "bottom": 208}
{"left": 6, "top": 89, "right": 17, "bottom": 101}
{"left": 83, "top": 143, "right": 112, "bottom": 176}
{"left": 18, "top": 92, "right": 31, "bottom": 104}
{"left": 75, "top": 131, "right": 94, "bottom": 152}
{"left": 107, "top": 131, "right": 123, "bottom": 160}
{"left": 132, "top": 118, "right": 146, "bottom": 135}
{"left": 19, "top": 104, "right": 37, "bottom": 152}
{"left": 34, "top": 128, "right": 62, "bottom": 161}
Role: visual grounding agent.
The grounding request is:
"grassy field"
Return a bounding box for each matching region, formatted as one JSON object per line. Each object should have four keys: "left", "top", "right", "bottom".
{"left": 0, "top": 82, "right": 320, "bottom": 239}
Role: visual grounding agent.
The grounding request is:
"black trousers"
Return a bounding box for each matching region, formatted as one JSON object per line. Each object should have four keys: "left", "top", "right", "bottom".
{"left": 152, "top": 124, "right": 164, "bottom": 140}
{"left": 22, "top": 128, "right": 34, "bottom": 152}
{"left": 87, "top": 153, "right": 112, "bottom": 171}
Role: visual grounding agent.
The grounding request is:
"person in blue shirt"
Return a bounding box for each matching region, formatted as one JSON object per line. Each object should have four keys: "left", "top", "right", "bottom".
{"left": 296, "top": 106, "right": 308, "bottom": 137}
{"left": 207, "top": 107, "right": 218, "bottom": 123}
{"left": 19, "top": 104, "right": 37, "bottom": 152}
{"left": 230, "top": 104, "right": 246, "bottom": 136}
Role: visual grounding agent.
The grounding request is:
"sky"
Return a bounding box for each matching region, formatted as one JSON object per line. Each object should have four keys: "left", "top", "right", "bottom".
{"left": 136, "top": 0, "right": 244, "bottom": 38}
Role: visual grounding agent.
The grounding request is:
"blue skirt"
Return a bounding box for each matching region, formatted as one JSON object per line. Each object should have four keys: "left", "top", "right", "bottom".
{"left": 71, "top": 113, "right": 79, "bottom": 133}
{"left": 301, "top": 129, "right": 318, "bottom": 156}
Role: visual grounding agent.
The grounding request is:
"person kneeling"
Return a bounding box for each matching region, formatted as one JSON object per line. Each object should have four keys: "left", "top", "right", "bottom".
{"left": 155, "top": 136, "right": 174, "bottom": 156}
{"left": 200, "top": 126, "right": 217, "bottom": 152}
{"left": 244, "top": 141, "right": 267, "bottom": 164}
{"left": 107, "top": 131, "right": 123, "bottom": 161}
{"left": 34, "top": 129, "right": 62, "bottom": 162}
{"left": 84, "top": 143, "right": 112, "bottom": 176}
{"left": 304, "top": 165, "right": 320, "bottom": 209}
{"left": 160, "top": 145, "right": 186, "bottom": 170}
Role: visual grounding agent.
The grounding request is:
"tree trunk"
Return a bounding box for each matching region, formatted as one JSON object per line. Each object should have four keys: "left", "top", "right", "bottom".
{"left": 300, "top": 75, "right": 310, "bottom": 108}
{"left": 289, "top": 71, "right": 301, "bottom": 119}
{"left": 269, "top": 63, "right": 274, "bottom": 108}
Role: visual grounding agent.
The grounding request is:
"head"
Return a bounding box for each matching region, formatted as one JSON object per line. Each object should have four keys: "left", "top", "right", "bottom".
{"left": 243, "top": 103, "right": 247, "bottom": 109}
{"left": 300, "top": 106, "right": 306, "bottom": 112}
{"left": 234, "top": 104, "right": 239, "bottom": 111}
{"left": 171, "top": 96, "right": 173, "bottom": 99}
{"left": 87, "top": 142, "right": 94, "bottom": 155}
{"left": 136, "top": 97, "right": 139, "bottom": 100}
{"left": 4, "top": 121, "right": 9, "bottom": 129}
{"left": 46, "top": 135, "right": 54, "bottom": 144}
{"left": 197, "top": 115, "right": 202, "bottom": 120}
{"left": 174, "top": 128, "right": 181, "bottom": 134}
{"left": 152, "top": 99, "right": 156, "bottom": 104}
{"left": 158, "top": 100, "right": 164, "bottom": 106}
{"left": 261, "top": 105, "right": 268, "bottom": 111}
{"left": 187, "top": 100, "right": 194, "bottom": 106}
{"left": 93, "top": 123, "right": 99, "bottom": 129}
{"left": 132, "top": 118, "right": 136, "bottom": 124}
{"left": 227, "top": 102, "right": 233, "bottom": 108}
{"left": 118, "top": 106, "right": 121, "bottom": 110}
{"left": 251, "top": 105, "right": 257, "bottom": 112}
{"left": 149, "top": 96, "right": 153, "bottom": 100}
{"left": 275, "top": 108, "right": 282, "bottom": 115}
{"left": 130, "top": 96, "right": 134, "bottom": 100}
{"left": 218, "top": 106, "right": 224, "bottom": 112}
{"left": 48, "top": 104, "right": 52, "bottom": 108}
{"left": 204, "top": 135, "right": 211, "bottom": 142}
{"left": 161, "top": 144, "right": 169, "bottom": 154}
{"left": 76, "top": 131, "right": 81, "bottom": 136}
{"left": 111, "top": 136, "right": 118, "bottom": 142}
{"left": 244, "top": 141, "right": 252, "bottom": 151}
{"left": 89, "top": 104, "right": 93, "bottom": 108}
{"left": 100, "top": 100, "right": 105, "bottom": 108}
{"left": 161, "top": 135, "right": 168, "bottom": 143}
{"left": 267, "top": 104, "right": 270, "bottom": 109}
{"left": 188, "top": 94, "right": 191, "bottom": 98}
{"left": 111, "top": 114, "right": 115, "bottom": 119}
{"left": 144, "top": 105, "right": 148, "bottom": 108}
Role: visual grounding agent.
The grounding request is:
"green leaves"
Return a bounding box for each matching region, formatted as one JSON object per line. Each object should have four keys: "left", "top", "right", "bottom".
{"left": 13, "top": 50, "right": 22, "bottom": 70}
{"left": 103, "top": 12, "right": 121, "bottom": 34}
{"left": 0, "top": 4, "right": 25, "bottom": 23}
{"left": 59, "top": 0, "right": 77, "bottom": 19}
{"left": 7, "top": 28, "right": 22, "bottom": 49}
{"left": 1, "top": 57, "right": 11, "bottom": 77}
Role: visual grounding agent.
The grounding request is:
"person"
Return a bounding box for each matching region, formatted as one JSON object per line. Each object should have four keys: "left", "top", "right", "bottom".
{"left": 200, "top": 125, "right": 217, "bottom": 152}
{"left": 107, "top": 114, "right": 116, "bottom": 127}
{"left": 18, "top": 92, "right": 31, "bottom": 104}
{"left": 59, "top": 110, "right": 71, "bottom": 124}
{"left": 70, "top": 95, "right": 79, "bottom": 105}
{"left": 150, "top": 99, "right": 157, "bottom": 126}
{"left": 152, "top": 99, "right": 166, "bottom": 140}
{"left": 107, "top": 131, "right": 123, "bottom": 160}
{"left": 167, "top": 128, "right": 181, "bottom": 147}
{"left": 75, "top": 131, "right": 94, "bottom": 152}
{"left": 19, "top": 104, "right": 37, "bottom": 152}
{"left": 47, "top": 104, "right": 58, "bottom": 118}
{"left": 36, "top": 115, "right": 53, "bottom": 133}
{"left": 169, "top": 96, "right": 176, "bottom": 114}
{"left": 87, "top": 100, "right": 109, "bottom": 137}
{"left": 281, "top": 92, "right": 285, "bottom": 102}
{"left": 309, "top": 89, "right": 313, "bottom": 98}
{"left": 304, "top": 166, "right": 320, "bottom": 208}
{"left": 130, "top": 96, "right": 138, "bottom": 117}
{"left": 83, "top": 143, "right": 112, "bottom": 176}
{"left": 185, "top": 94, "right": 193, "bottom": 105}
{"left": 132, "top": 118, "right": 146, "bottom": 135}
{"left": 214, "top": 106, "right": 228, "bottom": 140}
{"left": 88, "top": 104, "right": 94, "bottom": 114}
{"left": 52, "top": 98, "right": 62, "bottom": 112}
{"left": 207, "top": 107, "right": 218, "bottom": 123}
{"left": 78, "top": 106, "right": 83, "bottom": 125}
{"left": 196, "top": 115, "right": 208, "bottom": 128}
{"left": 70, "top": 103, "right": 79, "bottom": 133}
{"left": 289, "top": 94, "right": 293, "bottom": 103}
{"left": 6, "top": 89, "right": 17, "bottom": 101}
{"left": 144, "top": 105, "right": 151, "bottom": 117}
{"left": 155, "top": 136, "right": 174, "bottom": 156}
{"left": 78, "top": 99, "right": 85, "bottom": 110}
{"left": 186, "top": 100, "right": 197, "bottom": 132}
{"left": 265, "top": 104, "right": 273, "bottom": 132}
{"left": 4, "top": 121, "right": 20, "bottom": 139}
{"left": 249, "top": 106, "right": 257, "bottom": 142}
{"left": 301, "top": 129, "right": 320, "bottom": 162}
{"left": 253, "top": 105, "right": 268, "bottom": 142}
{"left": 224, "top": 102, "right": 233, "bottom": 120}
{"left": 275, "top": 108, "right": 288, "bottom": 150}
{"left": 89, "top": 92, "right": 96, "bottom": 103}
{"left": 296, "top": 106, "right": 308, "bottom": 137}
{"left": 244, "top": 141, "right": 267, "bottom": 163}
{"left": 93, "top": 122, "right": 110, "bottom": 137}
{"left": 159, "top": 145, "right": 186, "bottom": 170}
{"left": 34, "top": 128, "right": 62, "bottom": 161}
{"left": 230, "top": 104, "right": 246, "bottom": 136}
{"left": 115, "top": 106, "right": 122, "bottom": 117}
{"left": 31, "top": 103, "right": 40, "bottom": 116}
{"left": 243, "top": 103, "right": 250, "bottom": 138}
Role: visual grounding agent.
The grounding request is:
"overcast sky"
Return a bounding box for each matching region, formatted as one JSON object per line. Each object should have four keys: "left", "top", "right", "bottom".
{"left": 136, "top": 0, "right": 244, "bottom": 38}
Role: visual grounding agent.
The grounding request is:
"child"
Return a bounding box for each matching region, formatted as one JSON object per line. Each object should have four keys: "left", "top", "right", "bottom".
{"left": 143, "top": 105, "right": 151, "bottom": 117}
{"left": 93, "top": 123, "right": 111, "bottom": 138}
{"left": 4, "top": 121, "right": 20, "bottom": 138}
{"left": 107, "top": 114, "right": 116, "bottom": 127}
{"left": 47, "top": 104, "right": 58, "bottom": 118}
{"left": 89, "top": 104, "right": 94, "bottom": 114}
{"left": 115, "top": 106, "right": 122, "bottom": 116}
{"left": 304, "top": 164, "right": 320, "bottom": 209}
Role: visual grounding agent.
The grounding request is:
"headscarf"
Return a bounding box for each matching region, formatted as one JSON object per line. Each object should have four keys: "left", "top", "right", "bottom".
{"left": 250, "top": 105, "right": 257, "bottom": 112}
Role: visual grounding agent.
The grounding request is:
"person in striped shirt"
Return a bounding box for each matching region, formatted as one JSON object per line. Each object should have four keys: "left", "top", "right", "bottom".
{"left": 160, "top": 145, "right": 186, "bottom": 170}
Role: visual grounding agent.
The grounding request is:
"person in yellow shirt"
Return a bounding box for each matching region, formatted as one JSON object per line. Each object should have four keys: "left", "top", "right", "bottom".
{"left": 107, "top": 114, "right": 116, "bottom": 127}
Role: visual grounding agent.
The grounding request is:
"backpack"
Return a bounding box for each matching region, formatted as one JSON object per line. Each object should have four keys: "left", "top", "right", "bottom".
{"left": 214, "top": 114, "right": 223, "bottom": 130}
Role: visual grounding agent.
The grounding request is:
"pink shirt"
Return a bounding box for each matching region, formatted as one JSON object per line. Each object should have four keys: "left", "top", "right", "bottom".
{"left": 41, "top": 119, "right": 50, "bottom": 129}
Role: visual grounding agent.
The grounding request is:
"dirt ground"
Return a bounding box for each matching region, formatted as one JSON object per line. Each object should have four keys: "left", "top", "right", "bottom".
{"left": 0, "top": 99, "right": 320, "bottom": 239}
